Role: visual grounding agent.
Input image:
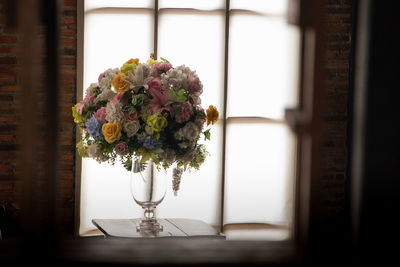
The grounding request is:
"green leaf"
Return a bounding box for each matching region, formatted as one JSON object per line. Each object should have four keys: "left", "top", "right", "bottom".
{"left": 121, "top": 90, "right": 132, "bottom": 102}
{"left": 177, "top": 95, "right": 187, "bottom": 102}
{"left": 197, "top": 109, "right": 206, "bottom": 119}
{"left": 177, "top": 89, "right": 185, "bottom": 96}
{"left": 160, "top": 57, "right": 170, "bottom": 63}
{"left": 122, "top": 104, "right": 136, "bottom": 114}
{"left": 169, "top": 89, "right": 177, "bottom": 98}
{"left": 203, "top": 129, "right": 211, "bottom": 141}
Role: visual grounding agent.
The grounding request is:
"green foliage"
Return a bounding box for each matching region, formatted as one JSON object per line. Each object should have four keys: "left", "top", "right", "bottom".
{"left": 160, "top": 57, "right": 170, "bottom": 63}
{"left": 90, "top": 87, "right": 101, "bottom": 96}
{"left": 121, "top": 90, "right": 133, "bottom": 102}
{"left": 122, "top": 104, "right": 136, "bottom": 114}
{"left": 203, "top": 129, "right": 211, "bottom": 141}
{"left": 169, "top": 88, "right": 187, "bottom": 102}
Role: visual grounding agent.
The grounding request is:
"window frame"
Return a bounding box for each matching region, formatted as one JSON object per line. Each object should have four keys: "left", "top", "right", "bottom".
{"left": 76, "top": 0, "right": 298, "bottom": 237}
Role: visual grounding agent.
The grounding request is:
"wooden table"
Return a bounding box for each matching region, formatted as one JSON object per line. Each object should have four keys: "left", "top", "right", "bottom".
{"left": 92, "top": 218, "right": 226, "bottom": 239}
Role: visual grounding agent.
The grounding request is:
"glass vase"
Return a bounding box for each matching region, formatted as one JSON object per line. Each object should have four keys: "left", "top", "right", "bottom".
{"left": 130, "top": 158, "right": 167, "bottom": 235}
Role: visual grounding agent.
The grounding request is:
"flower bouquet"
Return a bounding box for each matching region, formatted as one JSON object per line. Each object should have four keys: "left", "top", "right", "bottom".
{"left": 72, "top": 56, "right": 219, "bottom": 195}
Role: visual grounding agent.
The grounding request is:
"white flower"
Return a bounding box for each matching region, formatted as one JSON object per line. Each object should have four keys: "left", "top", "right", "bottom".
{"left": 123, "top": 120, "right": 141, "bottom": 137}
{"left": 134, "top": 63, "right": 153, "bottom": 88}
{"left": 160, "top": 149, "right": 176, "bottom": 166}
{"left": 105, "top": 102, "right": 124, "bottom": 123}
{"left": 87, "top": 143, "right": 101, "bottom": 158}
{"left": 99, "top": 68, "right": 119, "bottom": 92}
{"left": 178, "top": 122, "right": 200, "bottom": 141}
{"left": 99, "top": 78, "right": 111, "bottom": 91}
{"left": 94, "top": 88, "right": 116, "bottom": 103}
{"left": 161, "top": 67, "right": 188, "bottom": 91}
{"left": 120, "top": 64, "right": 153, "bottom": 92}
{"left": 194, "top": 118, "right": 204, "bottom": 132}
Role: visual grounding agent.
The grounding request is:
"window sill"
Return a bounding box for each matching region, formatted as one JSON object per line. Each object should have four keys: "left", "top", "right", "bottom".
{"left": 60, "top": 237, "right": 298, "bottom": 266}
{"left": 82, "top": 223, "right": 291, "bottom": 241}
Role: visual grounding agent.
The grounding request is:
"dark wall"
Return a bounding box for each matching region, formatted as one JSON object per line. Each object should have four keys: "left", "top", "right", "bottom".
{"left": 0, "top": 0, "right": 77, "bottom": 235}
{"left": 0, "top": 0, "right": 352, "bottom": 236}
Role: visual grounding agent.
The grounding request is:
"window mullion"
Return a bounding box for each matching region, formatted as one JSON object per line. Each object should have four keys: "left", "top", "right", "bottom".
{"left": 153, "top": 0, "right": 159, "bottom": 59}
{"left": 220, "top": 0, "right": 230, "bottom": 232}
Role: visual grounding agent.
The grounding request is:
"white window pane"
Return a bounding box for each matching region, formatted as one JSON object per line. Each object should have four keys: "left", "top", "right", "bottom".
{"left": 231, "top": 0, "right": 288, "bottom": 15}
{"left": 158, "top": 11, "right": 225, "bottom": 115}
{"left": 84, "top": 11, "right": 153, "bottom": 89}
{"left": 228, "top": 15, "right": 300, "bottom": 119}
{"left": 80, "top": 159, "right": 142, "bottom": 235}
{"left": 158, "top": 121, "right": 223, "bottom": 226}
{"left": 158, "top": 11, "right": 225, "bottom": 226}
{"left": 85, "top": 0, "right": 153, "bottom": 11}
{"left": 81, "top": 11, "right": 153, "bottom": 234}
{"left": 159, "top": 0, "right": 224, "bottom": 10}
{"left": 224, "top": 121, "right": 296, "bottom": 225}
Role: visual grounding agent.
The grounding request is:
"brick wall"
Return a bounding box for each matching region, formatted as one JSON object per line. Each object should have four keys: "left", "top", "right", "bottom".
{"left": 0, "top": 0, "right": 77, "bottom": 234}
{"left": 0, "top": 0, "right": 352, "bottom": 235}
{"left": 320, "top": 0, "right": 352, "bottom": 227}
{"left": 58, "top": 0, "right": 77, "bottom": 233}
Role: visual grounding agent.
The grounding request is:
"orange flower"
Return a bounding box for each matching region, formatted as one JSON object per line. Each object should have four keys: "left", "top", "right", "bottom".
{"left": 112, "top": 73, "right": 130, "bottom": 93}
{"left": 206, "top": 105, "right": 219, "bottom": 125}
{"left": 124, "top": 58, "right": 139, "bottom": 65}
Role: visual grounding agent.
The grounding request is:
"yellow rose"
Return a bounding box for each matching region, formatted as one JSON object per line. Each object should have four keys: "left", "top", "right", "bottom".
{"left": 206, "top": 105, "right": 219, "bottom": 125}
{"left": 146, "top": 58, "right": 158, "bottom": 66}
{"left": 147, "top": 113, "right": 168, "bottom": 132}
{"left": 112, "top": 73, "right": 130, "bottom": 93}
{"left": 102, "top": 122, "right": 122, "bottom": 143}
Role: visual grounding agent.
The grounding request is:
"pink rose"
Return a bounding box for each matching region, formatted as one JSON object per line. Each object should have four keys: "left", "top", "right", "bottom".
{"left": 95, "top": 107, "right": 107, "bottom": 122}
{"left": 147, "top": 78, "right": 162, "bottom": 91}
{"left": 175, "top": 102, "right": 194, "bottom": 123}
{"left": 125, "top": 112, "right": 140, "bottom": 121}
{"left": 112, "top": 93, "right": 128, "bottom": 105}
{"left": 84, "top": 92, "right": 95, "bottom": 103}
{"left": 115, "top": 141, "right": 128, "bottom": 155}
{"left": 76, "top": 102, "right": 84, "bottom": 115}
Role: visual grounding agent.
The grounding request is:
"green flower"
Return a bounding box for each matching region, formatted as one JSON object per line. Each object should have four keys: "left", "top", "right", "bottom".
{"left": 121, "top": 63, "right": 137, "bottom": 74}
{"left": 76, "top": 141, "right": 88, "bottom": 158}
{"left": 147, "top": 113, "right": 168, "bottom": 132}
{"left": 72, "top": 103, "right": 82, "bottom": 123}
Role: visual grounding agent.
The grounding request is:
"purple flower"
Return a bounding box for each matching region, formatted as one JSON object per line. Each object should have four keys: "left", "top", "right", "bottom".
{"left": 142, "top": 136, "right": 163, "bottom": 150}
{"left": 187, "top": 74, "right": 203, "bottom": 96}
{"left": 115, "top": 141, "right": 128, "bottom": 155}
{"left": 152, "top": 62, "right": 173, "bottom": 77}
{"left": 175, "top": 102, "right": 194, "bottom": 123}
{"left": 86, "top": 115, "right": 103, "bottom": 138}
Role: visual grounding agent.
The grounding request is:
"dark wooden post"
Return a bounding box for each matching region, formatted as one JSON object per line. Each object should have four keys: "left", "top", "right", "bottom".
{"left": 17, "top": 0, "right": 60, "bottom": 263}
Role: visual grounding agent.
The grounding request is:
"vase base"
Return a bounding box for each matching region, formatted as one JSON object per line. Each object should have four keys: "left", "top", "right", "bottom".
{"left": 136, "top": 218, "right": 163, "bottom": 236}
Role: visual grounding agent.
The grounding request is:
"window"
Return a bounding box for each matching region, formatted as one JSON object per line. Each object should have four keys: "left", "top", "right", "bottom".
{"left": 79, "top": 0, "right": 300, "bottom": 239}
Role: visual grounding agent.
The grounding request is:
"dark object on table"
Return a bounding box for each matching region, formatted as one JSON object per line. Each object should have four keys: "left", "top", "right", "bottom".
{"left": 0, "top": 201, "right": 20, "bottom": 240}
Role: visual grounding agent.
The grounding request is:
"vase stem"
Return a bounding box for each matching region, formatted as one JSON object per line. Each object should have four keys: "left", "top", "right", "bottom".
{"left": 148, "top": 163, "right": 154, "bottom": 202}
{"left": 131, "top": 158, "right": 166, "bottom": 235}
